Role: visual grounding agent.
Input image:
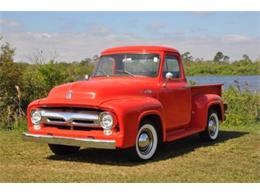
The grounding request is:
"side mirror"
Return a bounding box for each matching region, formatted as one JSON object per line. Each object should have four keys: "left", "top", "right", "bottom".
{"left": 165, "top": 72, "right": 173, "bottom": 80}
{"left": 163, "top": 72, "right": 173, "bottom": 88}
{"left": 84, "top": 74, "right": 89, "bottom": 80}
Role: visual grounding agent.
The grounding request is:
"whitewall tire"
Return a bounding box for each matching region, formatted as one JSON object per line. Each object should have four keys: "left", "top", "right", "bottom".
{"left": 199, "top": 110, "right": 220, "bottom": 141}
{"left": 135, "top": 122, "right": 158, "bottom": 160}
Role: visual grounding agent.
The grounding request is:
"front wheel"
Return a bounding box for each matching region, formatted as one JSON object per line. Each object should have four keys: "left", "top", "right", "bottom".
{"left": 199, "top": 110, "right": 220, "bottom": 141}
{"left": 131, "top": 121, "right": 159, "bottom": 161}
{"left": 48, "top": 144, "right": 80, "bottom": 155}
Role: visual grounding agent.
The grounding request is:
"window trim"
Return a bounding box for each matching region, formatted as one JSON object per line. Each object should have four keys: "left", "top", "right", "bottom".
{"left": 93, "top": 53, "right": 161, "bottom": 78}
{"left": 163, "top": 54, "right": 183, "bottom": 81}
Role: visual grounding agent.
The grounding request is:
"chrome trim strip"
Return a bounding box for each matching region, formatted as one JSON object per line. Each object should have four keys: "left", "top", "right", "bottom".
{"left": 23, "top": 132, "right": 116, "bottom": 149}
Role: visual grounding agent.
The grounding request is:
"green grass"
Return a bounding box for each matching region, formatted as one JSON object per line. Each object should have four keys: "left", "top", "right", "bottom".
{"left": 0, "top": 126, "right": 259, "bottom": 182}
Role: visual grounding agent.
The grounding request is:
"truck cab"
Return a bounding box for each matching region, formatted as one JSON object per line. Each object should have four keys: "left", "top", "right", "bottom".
{"left": 24, "top": 46, "right": 226, "bottom": 161}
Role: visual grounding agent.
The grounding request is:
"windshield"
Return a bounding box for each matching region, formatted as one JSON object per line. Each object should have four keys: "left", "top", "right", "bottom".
{"left": 93, "top": 53, "right": 160, "bottom": 77}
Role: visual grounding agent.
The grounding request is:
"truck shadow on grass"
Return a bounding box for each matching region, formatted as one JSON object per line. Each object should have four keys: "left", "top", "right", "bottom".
{"left": 47, "top": 130, "right": 248, "bottom": 166}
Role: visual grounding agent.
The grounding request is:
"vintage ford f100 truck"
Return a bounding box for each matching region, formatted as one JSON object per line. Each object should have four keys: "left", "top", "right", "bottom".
{"left": 24, "top": 46, "right": 227, "bottom": 160}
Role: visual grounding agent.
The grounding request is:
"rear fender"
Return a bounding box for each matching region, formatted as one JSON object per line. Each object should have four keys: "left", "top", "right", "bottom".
{"left": 191, "top": 94, "right": 224, "bottom": 130}
{"left": 100, "top": 96, "right": 165, "bottom": 148}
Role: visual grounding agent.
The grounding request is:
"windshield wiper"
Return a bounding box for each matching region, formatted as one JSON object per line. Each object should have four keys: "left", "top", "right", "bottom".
{"left": 117, "top": 70, "right": 136, "bottom": 77}
{"left": 95, "top": 69, "right": 110, "bottom": 77}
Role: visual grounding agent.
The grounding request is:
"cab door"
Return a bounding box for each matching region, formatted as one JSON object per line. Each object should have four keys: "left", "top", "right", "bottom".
{"left": 160, "top": 53, "right": 191, "bottom": 129}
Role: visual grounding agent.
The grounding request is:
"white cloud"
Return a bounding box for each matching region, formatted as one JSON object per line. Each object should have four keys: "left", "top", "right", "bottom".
{"left": 189, "top": 11, "right": 216, "bottom": 16}
{"left": 27, "top": 32, "right": 52, "bottom": 39}
{"left": 222, "top": 34, "right": 252, "bottom": 44}
{"left": 0, "top": 18, "right": 20, "bottom": 27}
{"left": 86, "top": 23, "right": 111, "bottom": 36}
{"left": 147, "top": 21, "right": 166, "bottom": 31}
{"left": 40, "top": 33, "right": 52, "bottom": 39}
{"left": 0, "top": 18, "right": 22, "bottom": 33}
{"left": 1, "top": 29, "right": 259, "bottom": 62}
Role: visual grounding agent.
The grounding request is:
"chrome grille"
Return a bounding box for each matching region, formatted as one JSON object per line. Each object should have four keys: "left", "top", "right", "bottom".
{"left": 39, "top": 109, "right": 101, "bottom": 129}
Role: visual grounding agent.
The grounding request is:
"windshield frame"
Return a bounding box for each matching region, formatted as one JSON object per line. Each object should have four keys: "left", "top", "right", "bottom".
{"left": 92, "top": 53, "right": 162, "bottom": 78}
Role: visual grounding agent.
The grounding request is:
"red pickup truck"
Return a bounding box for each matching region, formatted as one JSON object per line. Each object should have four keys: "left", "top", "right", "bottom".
{"left": 24, "top": 46, "right": 227, "bottom": 161}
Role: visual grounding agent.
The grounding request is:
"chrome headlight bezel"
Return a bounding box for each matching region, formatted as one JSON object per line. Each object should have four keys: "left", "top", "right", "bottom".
{"left": 31, "top": 110, "right": 42, "bottom": 125}
{"left": 99, "top": 111, "right": 115, "bottom": 130}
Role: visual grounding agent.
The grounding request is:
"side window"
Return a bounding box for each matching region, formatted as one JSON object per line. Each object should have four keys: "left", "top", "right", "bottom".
{"left": 96, "top": 57, "right": 114, "bottom": 76}
{"left": 164, "top": 55, "right": 181, "bottom": 78}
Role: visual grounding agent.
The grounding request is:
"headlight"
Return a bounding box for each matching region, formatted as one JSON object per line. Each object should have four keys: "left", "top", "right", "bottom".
{"left": 31, "top": 110, "right": 42, "bottom": 125}
{"left": 99, "top": 112, "right": 114, "bottom": 130}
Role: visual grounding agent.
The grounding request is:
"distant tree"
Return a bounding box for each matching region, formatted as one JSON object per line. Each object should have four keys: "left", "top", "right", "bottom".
{"left": 195, "top": 57, "right": 204, "bottom": 62}
{"left": 213, "top": 51, "right": 224, "bottom": 63}
{"left": 0, "top": 41, "right": 24, "bottom": 128}
{"left": 242, "top": 54, "right": 252, "bottom": 63}
{"left": 256, "top": 55, "right": 260, "bottom": 62}
{"left": 223, "top": 56, "right": 230, "bottom": 64}
{"left": 80, "top": 58, "right": 92, "bottom": 66}
{"left": 181, "top": 52, "right": 193, "bottom": 61}
{"left": 0, "top": 42, "right": 15, "bottom": 66}
{"left": 26, "top": 50, "right": 59, "bottom": 65}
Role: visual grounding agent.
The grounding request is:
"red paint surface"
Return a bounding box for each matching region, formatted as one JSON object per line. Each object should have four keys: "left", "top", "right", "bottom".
{"left": 27, "top": 46, "right": 225, "bottom": 148}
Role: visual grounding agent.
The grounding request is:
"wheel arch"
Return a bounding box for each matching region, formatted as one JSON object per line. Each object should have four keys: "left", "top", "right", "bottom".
{"left": 192, "top": 94, "right": 224, "bottom": 130}
{"left": 138, "top": 111, "right": 164, "bottom": 143}
{"left": 208, "top": 101, "right": 225, "bottom": 121}
{"left": 100, "top": 96, "right": 165, "bottom": 148}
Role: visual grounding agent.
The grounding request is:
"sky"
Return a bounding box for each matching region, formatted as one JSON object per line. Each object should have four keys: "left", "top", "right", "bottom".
{"left": 0, "top": 12, "right": 259, "bottom": 62}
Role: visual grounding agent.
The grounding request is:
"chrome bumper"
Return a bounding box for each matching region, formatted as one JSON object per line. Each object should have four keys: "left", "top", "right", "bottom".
{"left": 23, "top": 133, "right": 116, "bottom": 149}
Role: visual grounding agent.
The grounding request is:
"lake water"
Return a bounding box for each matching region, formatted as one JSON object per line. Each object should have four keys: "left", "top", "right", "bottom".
{"left": 187, "top": 75, "right": 260, "bottom": 92}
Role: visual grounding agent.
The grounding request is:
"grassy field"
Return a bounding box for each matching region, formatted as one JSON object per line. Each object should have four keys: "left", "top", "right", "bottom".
{"left": 0, "top": 125, "right": 259, "bottom": 183}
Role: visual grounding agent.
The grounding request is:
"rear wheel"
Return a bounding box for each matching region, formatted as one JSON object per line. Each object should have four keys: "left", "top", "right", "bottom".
{"left": 199, "top": 109, "right": 220, "bottom": 141}
{"left": 48, "top": 144, "right": 80, "bottom": 155}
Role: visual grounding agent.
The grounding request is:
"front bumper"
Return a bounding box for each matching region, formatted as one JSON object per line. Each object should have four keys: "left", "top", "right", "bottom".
{"left": 23, "top": 132, "right": 116, "bottom": 149}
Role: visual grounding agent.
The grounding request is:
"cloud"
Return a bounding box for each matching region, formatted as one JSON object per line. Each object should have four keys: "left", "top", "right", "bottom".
{"left": 0, "top": 18, "right": 20, "bottom": 27}
{"left": 189, "top": 12, "right": 216, "bottom": 16}
{"left": 145, "top": 21, "right": 169, "bottom": 36}
{"left": 27, "top": 32, "right": 52, "bottom": 39}
{"left": 0, "top": 18, "right": 22, "bottom": 33}
{"left": 86, "top": 23, "right": 111, "bottom": 36}
{"left": 189, "top": 27, "right": 208, "bottom": 34}
{"left": 222, "top": 34, "right": 252, "bottom": 44}
{"left": 147, "top": 21, "right": 166, "bottom": 31}
{"left": 1, "top": 28, "right": 259, "bottom": 62}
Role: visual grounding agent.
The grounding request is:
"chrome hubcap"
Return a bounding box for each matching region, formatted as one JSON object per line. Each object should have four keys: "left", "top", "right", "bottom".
{"left": 208, "top": 116, "right": 217, "bottom": 137}
{"left": 138, "top": 133, "right": 150, "bottom": 148}
{"left": 138, "top": 130, "right": 153, "bottom": 154}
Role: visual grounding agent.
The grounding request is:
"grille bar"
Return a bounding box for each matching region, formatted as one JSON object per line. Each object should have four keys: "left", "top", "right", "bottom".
{"left": 39, "top": 109, "right": 101, "bottom": 128}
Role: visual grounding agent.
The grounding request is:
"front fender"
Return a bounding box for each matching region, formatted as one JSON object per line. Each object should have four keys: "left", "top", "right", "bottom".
{"left": 100, "top": 96, "right": 165, "bottom": 148}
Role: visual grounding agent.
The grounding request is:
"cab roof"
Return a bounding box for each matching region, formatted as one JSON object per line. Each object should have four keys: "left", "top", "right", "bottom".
{"left": 101, "top": 45, "right": 179, "bottom": 55}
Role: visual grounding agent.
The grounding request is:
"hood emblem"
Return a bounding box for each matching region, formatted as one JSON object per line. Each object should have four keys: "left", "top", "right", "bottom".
{"left": 143, "top": 89, "right": 153, "bottom": 95}
{"left": 65, "top": 90, "right": 73, "bottom": 100}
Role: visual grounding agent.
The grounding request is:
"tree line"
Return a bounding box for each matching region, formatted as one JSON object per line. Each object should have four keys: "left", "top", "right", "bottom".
{"left": 0, "top": 40, "right": 259, "bottom": 129}
{"left": 0, "top": 40, "right": 94, "bottom": 128}
{"left": 181, "top": 51, "right": 259, "bottom": 76}
{"left": 181, "top": 51, "right": 255, "bottom": 64}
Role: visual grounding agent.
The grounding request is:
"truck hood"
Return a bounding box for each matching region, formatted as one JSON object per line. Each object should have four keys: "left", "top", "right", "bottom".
{"left": 39, "top": 77, "right": 158, "bottom": 107}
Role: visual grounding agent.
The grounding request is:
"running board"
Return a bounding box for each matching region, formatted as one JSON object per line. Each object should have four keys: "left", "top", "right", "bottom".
{"left": 166, "top": 128, "right": 204, "bottom": 142}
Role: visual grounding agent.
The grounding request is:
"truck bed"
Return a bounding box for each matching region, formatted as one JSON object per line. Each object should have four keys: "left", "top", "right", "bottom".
{"left": 190, "top": 84, "right": 223, "bottom": 97}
